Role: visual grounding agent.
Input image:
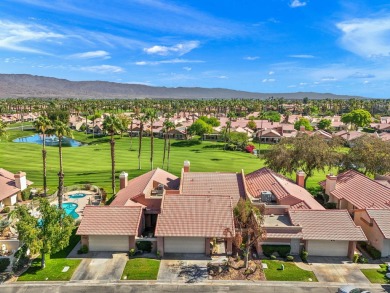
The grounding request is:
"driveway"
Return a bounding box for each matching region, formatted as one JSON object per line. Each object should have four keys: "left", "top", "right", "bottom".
{"left": 157, "top": 254, "right": 210, "bottom": 283}
{"left": 308, "top": 256, "right": 370, "bottom": 283}
{"left": 70, "top": 252, "right": 128, "bottom": 281}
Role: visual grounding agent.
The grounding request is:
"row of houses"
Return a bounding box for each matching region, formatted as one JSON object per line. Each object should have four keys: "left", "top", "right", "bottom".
{"left": 74, "top": 161, "right": 390, "bottom": 259}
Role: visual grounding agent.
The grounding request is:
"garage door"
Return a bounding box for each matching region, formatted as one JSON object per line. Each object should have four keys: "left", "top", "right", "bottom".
{"left": 164, "top": 237, "right": 205, "bottom": 254}
{"left": 383, "top": 239, "right": 390, "bottom": 257}
{"left": 89, "top": 235, "right": 129, "bottom": 252}
{"left": 308, "top": 240, "right": 349, "bottom": 256}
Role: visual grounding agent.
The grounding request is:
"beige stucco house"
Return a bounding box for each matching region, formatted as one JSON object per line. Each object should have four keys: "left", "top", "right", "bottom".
{"left": 0, "top": 169, "right": 32, "bottom": 208}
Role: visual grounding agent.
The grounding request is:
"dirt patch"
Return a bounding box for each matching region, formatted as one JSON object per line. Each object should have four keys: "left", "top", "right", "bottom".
{"left": 208, "top": 257, "right": 265, "bottom": 281}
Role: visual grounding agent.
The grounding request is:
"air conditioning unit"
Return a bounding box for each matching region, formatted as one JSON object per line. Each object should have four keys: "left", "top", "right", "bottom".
{"left": 261, "top": 191, "right": 273, "bottom": 202}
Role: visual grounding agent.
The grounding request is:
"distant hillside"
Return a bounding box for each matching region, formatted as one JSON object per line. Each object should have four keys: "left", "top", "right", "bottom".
{"left": 0, "top": 74, "right": 367, "bottom": 100}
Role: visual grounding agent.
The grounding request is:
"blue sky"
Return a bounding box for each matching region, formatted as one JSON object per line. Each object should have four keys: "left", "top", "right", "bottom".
{"left": 1, "top": 0, "right": 390, "bottom": 98}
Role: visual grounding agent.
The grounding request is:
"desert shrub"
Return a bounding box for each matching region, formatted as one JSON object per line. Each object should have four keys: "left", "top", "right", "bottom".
{"left": 286, "top": 255, "right": 294, "bottom": 261}
{"left": 136, "top": 241, "right": 152, "bottom": 253}
{"left": 0, "top": 258, "right": 10, "bottom": 273}
{"left": 77, "top": 245, "right": 89, "bottom": 254}
{"left": 1, "top": 207, "right": 10, "bottom": 214}
{"left": 262, "top": 245, "right": 290, "bottom": 257}
{"left": 300, "top": 250, "right": 309, "bottom": 262}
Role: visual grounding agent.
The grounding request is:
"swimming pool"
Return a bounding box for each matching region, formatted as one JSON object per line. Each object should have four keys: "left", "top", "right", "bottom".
{"left": 13, "top": 134, "right": 83, "bottom": 147}
{"left": 62, "top": 202, "right": 79, "bottom": 219}
{"left": 69, "top": 193, "right": 86, "bottom": 199}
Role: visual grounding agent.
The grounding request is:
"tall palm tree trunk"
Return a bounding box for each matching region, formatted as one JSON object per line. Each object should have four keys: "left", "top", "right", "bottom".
{"left": 138, "top": 126, "right": 143, "bottom": 170}
{"left": 42, "top": 132, "right": 47, "bottom": 197}
{"left": 129, "top": 121, "right": 133, "bottom": 150}
{"left": 150, "top": 127, "right": 154, "bottom": 170}
{"left": 162, "top": 132, "right": 167, "bottom": 168}
{"left": 167, "top": 136, "right": 171, "bottom": 171}
{"left": 58, "top": 137, "right": 64, "bottom": 209}
{"left": 110, "top": 133, "right": 116, "bottom": 195}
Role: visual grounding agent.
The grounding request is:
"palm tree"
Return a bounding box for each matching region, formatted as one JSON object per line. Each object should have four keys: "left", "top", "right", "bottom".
{"left": 0, "top": 121, "right": 7, "bottom": 140}
{"left": 162, "top": 120, "right": 175, "bottom": 169}
{"left": 165, "top": 121, "right": 175, "bottom": 171}
{"left": 102, "top": 115, "right": 122, "bottom": 196}
{"left": 128, "top": 114, "right": 134, "bottom": 150}
{"left": 33, "top": 116, "right": 52, "bottom": 197}
{"left": 145, "top": 109, "right": 158, "bottom": 170}
{"left": 51, "top": 120, "right": 72, "bottom": 209}
{"left": 137, "top": 115, "right": 148, "bottom": 170}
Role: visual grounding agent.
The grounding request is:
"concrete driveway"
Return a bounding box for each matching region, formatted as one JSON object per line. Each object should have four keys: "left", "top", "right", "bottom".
{"left": 157, "top": 254, "right": 210, "bottom": 283}
{"left": 71, "top": 252, "right": 128, "bottom": 281}
{"left": 308, "top": 256, "right": 370, "bottom": 283}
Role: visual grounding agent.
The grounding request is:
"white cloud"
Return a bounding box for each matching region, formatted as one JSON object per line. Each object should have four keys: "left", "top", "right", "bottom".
{"left": 262, "top": 78, "right": 276, "bottom": 83}
{"left": 363, "top": 80, "right": 370, "bottom": 84}
{"left": 70, "top": 50, "right": 110, "bottom": 59}
{"left": 144, "top": 41, "right": 200, "bottom": 56}
{"left": 0, "top": 20, "right": 64, "bottom": 54}
{"left": 244, "top": 56, "right": 259, "bottom": 61}
{"left": 217, "top": 75, "right": 228, "bottom": 79}
{"left": 336, "top": 15, "right": 390, "bottom": 58}
{"left": 183, "top": 66, "right": 192, "bottom": 71}
{"left": 79, "top": 65, "right": 124, "bottom": 73}
{"left": 289, "top": 0, "right": 307, "bottom": 8}
{"left": 288, "top": 54, "right": 315, "bottom": 58}
{"left": 349, "top": 72, "right": 375, "bottom": 79}
{"left": 321, "top": 76, "right": 337, "bottom": 81}
{"left": 268, "top": 71, "right": 275, "bottom": 75}
{"left": 299, "top": 82, "right": 307, "bottom": 85}
{"left": 135, "top": 58, "right": 204, "bottom": 65}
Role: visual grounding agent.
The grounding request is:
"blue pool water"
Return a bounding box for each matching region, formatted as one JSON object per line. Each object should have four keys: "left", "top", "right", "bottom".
{"left": 69, "top": 193, "right": 86, "bottom": 199}
{"left": 62, "top": 202, "right": 79, "bottom": 219}
{"left": 13, "top": 134, "right": 82, "bottom": 147}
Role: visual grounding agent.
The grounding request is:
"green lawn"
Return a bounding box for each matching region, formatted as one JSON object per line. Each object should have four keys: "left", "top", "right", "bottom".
{"left": 361, "top": 264, "right": 390, "bottom": 284}
{"left": 122, "top": 258, "right": 160, "bottom": 280}
{"left": 0, "top": 129, "right": 332, "bottom": 199}
{"left": 17, "top": 229, "right": 81, "bottom": 281}
{"left": 262, "top": 260, "right": 318, "bottom": 282}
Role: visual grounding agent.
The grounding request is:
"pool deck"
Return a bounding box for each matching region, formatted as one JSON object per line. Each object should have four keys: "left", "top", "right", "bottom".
{"left": 63, "top": 190, "right": 101, "bottom": 218}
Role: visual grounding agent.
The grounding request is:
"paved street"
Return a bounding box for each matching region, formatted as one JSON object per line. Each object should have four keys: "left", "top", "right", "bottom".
{"left": 2, "top": 282, "right": 389, "bottom": 293}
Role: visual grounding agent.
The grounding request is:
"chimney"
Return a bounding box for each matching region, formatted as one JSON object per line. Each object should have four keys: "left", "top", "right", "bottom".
{"left": 299, "top": 125, "right": 305, "bottom": 131}
{"left": 325, "top": 173, "right": 337, "bottom": 195}
{"left": 119, "top": 171, "right": 128, "bottom": 190}
{"left": 14, "top": 172, "right": 27, "bottom": 191}
{"left": 296, "top": 170, "right": 305, "bottom": 187}
{"left": 183, "top": 160, "right": 191, "bottom": 173}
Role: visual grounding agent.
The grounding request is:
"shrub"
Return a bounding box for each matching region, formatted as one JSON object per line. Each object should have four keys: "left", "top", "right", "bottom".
{"left": 286, "top": 255, "right": 294, "bottom": 262}
{"left": 21, "top": 189, "right": 30, "bottom": 201}
{"left": 262, "top": 245, "right": 291, "bottom": 258}
{"left": 325, "top": 202, "right": 337, "bottom": 209}
{"left": 270, "top": 255, "right": 277, "bottom": 260}
{"left": 358, "top": 256, "right": 367, "bottom": 264}
{"left": 77, "top": 245, "right": 89, "bottom": 254}
{"left": 129, "top": 248, "right": 135, "bottom": 257}
{"left": 300, "top": 250, "right": 309, "bottom": 262}
{"left": 353, "top": 254, "right": 359, "bottom": 263}
{"left": 1, "top": 207, "right": 10, "bottom": 214}
{"left": 245, "top": 145, "right": 255, "bottom": 154}
{"left": 364, "top": 244, "right": 381, "bottom": 260}
{"left": 0, "top": 258, "right": 10, "bottom": 273}
{"left": 136, "top": 241, "right": 152, "bottom": 253}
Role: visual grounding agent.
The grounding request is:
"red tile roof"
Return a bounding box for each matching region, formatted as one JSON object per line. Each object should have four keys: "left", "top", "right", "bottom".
{"left": 0, "top": 168, "right": 33, "bottom": 201}
{"left": 155, "top": 194, "right": 235, "bottom": 238}
{"left": 289, "top": 210, "right": 367, "bottom": 241}
{"left": 327, "top": 170, "right": 390, "bottom": 209}
{"left": 366, "top": 209, "right": 390, "bottom": 239}
{"left": 111, "top": 168, "right": 179, "bottom": 206}
{"left": 245, "top": 168, "right": 324, "bottom": 210}
{"left": 180, "top": 172, "right": 246, "bottom": 204}
{"left": 76, "top": 206, "right": 142, "bottom": 236}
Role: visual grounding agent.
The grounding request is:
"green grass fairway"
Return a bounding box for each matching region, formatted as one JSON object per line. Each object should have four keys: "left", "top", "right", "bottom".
{"left": 361, "top": 264, "right": 390, "bottom": 284}
{"left": 1, "top": 129, "right": 330, "bottom": 198}
{"left": 262, "top": 260, "right": 318, "bottom": 282}
{"left": 122, "top": 258, "right": 160, "bottom": 280}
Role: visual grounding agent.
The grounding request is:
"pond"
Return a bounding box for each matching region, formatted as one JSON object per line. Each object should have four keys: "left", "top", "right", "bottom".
{"left": 13, "top": 134, "right": 83, "bottom": 147}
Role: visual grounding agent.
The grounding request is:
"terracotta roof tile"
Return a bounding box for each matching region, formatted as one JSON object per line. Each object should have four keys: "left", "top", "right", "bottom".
{"left": 180, "top": 172, "right": 245, "bottom": 204}
{"left": 245, "top": 168, "right": 324, "bottom": 210}
{"left": 76, "top": 206, "right": 142, "bottom": 235}
{"left": 366, "top": 209, "right": 390, "bottom": 239}
{"left": 329, "top": 170, "right": 390, "bottom": 209}
{"left": 155, "top": 195, "right": 235, "bottom": 238}
{"left": 0, "top": 168, "right": 32, "bottom": 201}
{"left": 111, "top": 168, "right": 179, "bottom": 206}
{"left": 289, "top": 210, "right": 367, "bottom": 241}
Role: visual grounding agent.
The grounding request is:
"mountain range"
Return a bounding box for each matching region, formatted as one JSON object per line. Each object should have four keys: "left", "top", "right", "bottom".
{"left": 0, "top": 74, "right": 367, "bottom": 100}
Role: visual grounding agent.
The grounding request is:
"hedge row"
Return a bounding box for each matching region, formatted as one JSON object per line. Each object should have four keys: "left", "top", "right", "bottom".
{"left": 262, "top": 245, "right": 291, "bottom": 257}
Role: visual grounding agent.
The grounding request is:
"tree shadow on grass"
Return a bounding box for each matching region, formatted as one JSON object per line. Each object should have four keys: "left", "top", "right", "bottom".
{"left": 210, "top": 158, "right": 222, "bottom": 161}
{"left": 171, "top": 140, "right": 201, "bottom": 147}
{"left": 202, "top": 144, "right": 224, "bottom": 150}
